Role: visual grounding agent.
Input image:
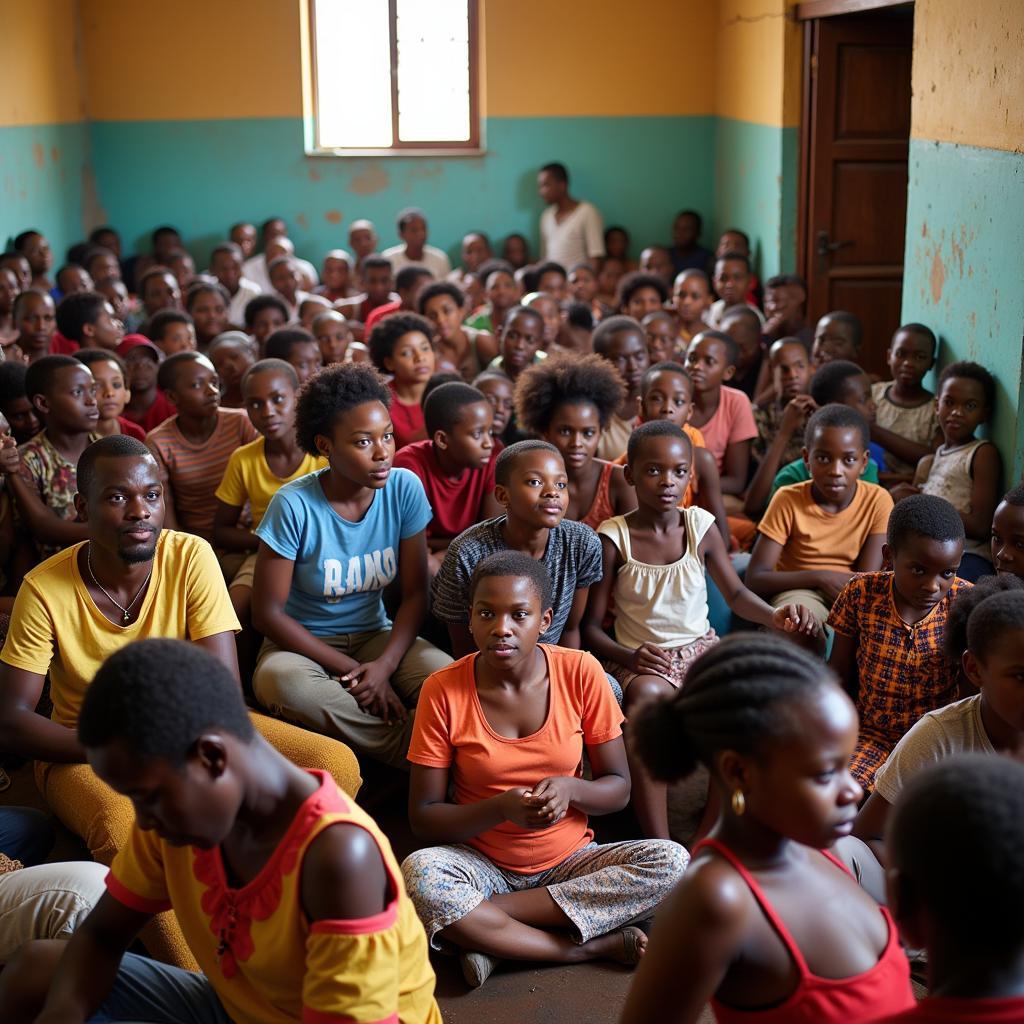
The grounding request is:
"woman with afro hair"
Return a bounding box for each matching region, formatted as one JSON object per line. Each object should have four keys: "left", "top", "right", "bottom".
{"left": 251, "top": 362, "right": 451, "bottom": 771}
{"left": 514, "top": 353, "right": 636, "bottom": 529}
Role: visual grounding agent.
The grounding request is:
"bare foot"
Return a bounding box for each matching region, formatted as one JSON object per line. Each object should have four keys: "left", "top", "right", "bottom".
{"left": 583, "top": 925, "right": 648, "bottom": 966}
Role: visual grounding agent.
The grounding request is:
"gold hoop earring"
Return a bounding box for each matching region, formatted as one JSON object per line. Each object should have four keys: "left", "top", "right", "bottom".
{"left": 730, "top": 789, "right": 746, "bottom": 816}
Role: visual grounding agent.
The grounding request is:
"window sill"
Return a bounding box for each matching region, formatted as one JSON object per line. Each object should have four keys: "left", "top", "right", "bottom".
{"left": 305, "top": 147, "right": 486, "bottom": 159}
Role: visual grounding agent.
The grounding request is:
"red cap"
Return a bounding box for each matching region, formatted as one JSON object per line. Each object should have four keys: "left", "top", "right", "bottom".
{"left": 116, "top": 334, "right": 162, "bottom": 361}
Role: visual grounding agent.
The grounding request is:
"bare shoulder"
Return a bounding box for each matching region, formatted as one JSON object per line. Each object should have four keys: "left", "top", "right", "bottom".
{"left": 301, "top": 822, "right": 391, "bottom": 923}
{"left": 668, "top": 850, "right": 754, "bottom": 931}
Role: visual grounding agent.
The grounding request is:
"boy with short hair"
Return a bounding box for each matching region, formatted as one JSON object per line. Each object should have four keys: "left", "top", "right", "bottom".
{"left": 877, "top": 756, "right": 1024, "bottom": 1022}
{"left": 312, "top": 309, "right": 353, "bottom": 365}
{"left": 209, "top": 241, "right": 261, "bottom": 325}
{"left": 746, "top": 404, "right": 893, "bottom": 630}
{"left": 0, "top": 361, "right": 41, "bottom": 444}
{"left": 486, "top": 304, "right": 547, "bottom": 397}
{"left": 683, "top": 330, "right": 757, "bottom": 497}
{"left": 11, "top": 290, "right": 57, "bottom": 364}
{"left": 671, "top": 268, "right": 713, "bottom": 345}
{"left": 393, "top": 382, "right": 502, "bottom": 568}
{"left": 744, "top": 338, "right": 816, "bottom": 516}
{"left": 364, "top": 265, "right": 435, "bottom": 335}
{"left": 264, "top": 327, "right": 323, "bottom": 385}
{"left": 146, "top": 309, "right": 196, "bottom": 357}
{"left": 75, "top": 350, "right": 145, "bottom": 440}
{"left": 243, "top": 294, "right": 289, "bottom": 350}
{"left": 828, "top": 494, "right": 969, "bottom": 790}
{"left": 641, "top": 310, "right": 679, "bottom": 364}
{"left": 870, "top": 323, "right": 940, "bottom": 479}
{"left": 214, "top": 359, "right": 325, "bottom": 627}
{"left": 720, "top": 304, "right": 769, "bottom": 402}
{"left": 764, "top": 358, "right": 885, "bottom": 501}
{"left": 146, "top": 352, "right": 258, "bottom": 540}
{"left": 0, "top": 639, "right": 442, "bottom": 1024}
{"left": 382, "top": 207, "right": 451, "bottom": 279}
{"left": 811, "top": 310, "right": 862, "bottom": 366}
{"left": 593, "top": 315, "right": 649, "bottom": 460}
{"left": 432, "top": 440, "right": 603, "bottom": 658}
{"left": 2, "top": 355, "right": 100, "bottom": 559}
{"left": 707, "top": 252, "right": 765, "bottom": 329}
{"left": 119, "top": 335, "right": 176, "bottom": 434}
{"left": 992, "top": 483, "right": 1024, "bottom": 579}
{"left": 762, "top": 273, "right": 811, "bottom": 345}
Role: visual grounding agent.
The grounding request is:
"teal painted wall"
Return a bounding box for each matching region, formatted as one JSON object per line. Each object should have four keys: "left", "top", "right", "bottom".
{"left": 713, "top": 117, "right": 799, "bottom": 280}
{"left": 88, "top": 115, "right": 717, "bottom": 267}
{"left": 901, "top": 138, "right": 1024, "bottom": 483}
{"left": 0, "top": 122, "right": 90, "bottom": 259}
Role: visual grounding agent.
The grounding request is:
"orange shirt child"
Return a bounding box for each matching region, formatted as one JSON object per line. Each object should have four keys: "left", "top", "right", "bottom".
{"left": 407, "top": 645, "right": 623, "bottom": 874}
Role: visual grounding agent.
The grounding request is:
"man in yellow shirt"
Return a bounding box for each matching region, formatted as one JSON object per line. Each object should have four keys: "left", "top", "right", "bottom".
{"left": 0, "top": 435, "right": 360, "bottom": 967}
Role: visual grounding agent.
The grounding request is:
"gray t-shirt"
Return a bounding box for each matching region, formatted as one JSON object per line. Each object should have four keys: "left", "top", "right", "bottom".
{"left": 873, "top": 694, "right": 995, "bottom": 803}
{"left": 431, "top": 515, "right": 603, "bottom": 643}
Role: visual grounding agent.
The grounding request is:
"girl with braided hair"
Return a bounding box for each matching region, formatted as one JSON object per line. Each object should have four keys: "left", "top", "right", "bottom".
{"left": 620, "top": 633, "right": 915, "bottom": 1024}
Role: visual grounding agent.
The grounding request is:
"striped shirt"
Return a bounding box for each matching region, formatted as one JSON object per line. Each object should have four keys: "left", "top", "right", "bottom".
{"left": 146, "top": 408, "right": 257, "bottom": 539}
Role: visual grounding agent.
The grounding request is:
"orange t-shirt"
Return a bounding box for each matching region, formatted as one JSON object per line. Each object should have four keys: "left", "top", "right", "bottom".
{"left": 407, "top": 645, "right": 624, "bottom": 874}
{"left": 757, "top": 479, "right": 893, "bottom": 574}
{"left": 613, "top": 422, "right": 706, "bottom": 508}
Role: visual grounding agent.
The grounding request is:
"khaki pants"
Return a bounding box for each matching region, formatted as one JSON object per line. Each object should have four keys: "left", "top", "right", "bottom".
{"left": 253, "top": 630, "right": 452, "bottom": 770}
{"left": 0, "top": 860, "right": 108, "bottom": 962}
{"left": 36, "top": 713, "right": 361, "bottom": 970}
{"left": 770, "top": 587, "right": 831, "bottom": 626}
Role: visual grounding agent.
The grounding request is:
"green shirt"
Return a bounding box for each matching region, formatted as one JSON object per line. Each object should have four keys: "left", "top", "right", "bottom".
{"left": 770, "top": 456, "right": 879, "bottom": 501}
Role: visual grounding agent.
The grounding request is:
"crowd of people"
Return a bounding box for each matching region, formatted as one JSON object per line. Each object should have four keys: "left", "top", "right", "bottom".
{"left": 0, "top": 159, "right": 1021, "bottom": 1023}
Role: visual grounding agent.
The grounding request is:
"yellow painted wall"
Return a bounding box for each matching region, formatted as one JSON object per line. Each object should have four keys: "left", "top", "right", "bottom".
{"left": 911, "top": 0, "right": 1024, "bottom": 152}
{"left": 78, "top": 0, "right": 719, "bottom": 122}
{"left": 0, "top": 0, "right": 85, "bottom": 126}
{"left": 713, "top": 0, "right": 801, "bottom": 128}
{"left": 483, "top": 0, "right": 717, "bottom": 117}
{"left": 78, "top": 0, "right": 303, "bottom": 121}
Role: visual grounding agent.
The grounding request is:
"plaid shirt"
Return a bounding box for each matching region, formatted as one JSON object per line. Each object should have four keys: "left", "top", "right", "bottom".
{"left": 752, "top": 400, "right": 806, "bottom": 467}
{"left": 828, "top": 571, "right": 970, "bottom": 789}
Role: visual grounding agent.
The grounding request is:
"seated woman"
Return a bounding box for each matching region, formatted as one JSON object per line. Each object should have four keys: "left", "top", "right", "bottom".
{"left": 251, "top": 363, "right": 451, "bottom": 771}
{"left": 402, "top": 552, "right": 687, "bottom": 988}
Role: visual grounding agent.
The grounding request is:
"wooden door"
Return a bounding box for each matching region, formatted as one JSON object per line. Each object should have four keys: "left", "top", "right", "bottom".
{"left": 802, "top": 11, "right": 913, "bottom": 376}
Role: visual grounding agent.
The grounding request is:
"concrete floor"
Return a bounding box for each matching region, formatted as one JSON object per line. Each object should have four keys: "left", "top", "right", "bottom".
{"left": 1, "top": 757, "right": 719, "bottom": 1022}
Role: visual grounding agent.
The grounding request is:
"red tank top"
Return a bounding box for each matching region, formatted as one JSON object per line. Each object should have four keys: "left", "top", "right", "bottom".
{"left": 581, "top": 461, "right": 616, "bottom": 530}
{"left": 695, "top": 837, "right": 915, "bottom": 1024}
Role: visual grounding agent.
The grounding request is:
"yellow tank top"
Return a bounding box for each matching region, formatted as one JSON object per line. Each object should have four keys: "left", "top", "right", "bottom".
{"left": 107, "top": 771, "right": 441, "bottom": 1024}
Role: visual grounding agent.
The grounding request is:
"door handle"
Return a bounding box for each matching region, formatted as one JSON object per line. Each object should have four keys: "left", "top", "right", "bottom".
{"left": 816, "top": 230, "right": 854, "bottom": 256}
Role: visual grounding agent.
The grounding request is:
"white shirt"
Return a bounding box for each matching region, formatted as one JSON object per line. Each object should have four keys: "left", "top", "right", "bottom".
{"left": 227, "top": 277, "right": 262, "bottom": 326}
{"left": 242, "top": 255, "right": 319, "bottom": 295}
{"left": 707, "top": 298, "right": 766, "bottom": 330}
{"left": 381, "top": 244, "right": 451, "bottom": 279}
{"left": 540, "top": 200, "right": 605, "bottom": 267}
{"left": 873, "top": 695, "right": 995, "bottom": 804}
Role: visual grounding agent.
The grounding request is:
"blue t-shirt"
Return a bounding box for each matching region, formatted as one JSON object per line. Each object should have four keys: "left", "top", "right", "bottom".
{"left": 255, "top": 468, "right": 432, "bottom": 636}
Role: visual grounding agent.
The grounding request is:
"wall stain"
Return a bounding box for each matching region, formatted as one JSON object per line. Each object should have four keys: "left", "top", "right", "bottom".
{"left": 348, "top": 163, "right": 389, "bottom": 196}
{"left": 296, "top": 213, "right": 309, "bottom": 229}
{"left": 929, "top": 244, "right": 946, "bottom": 302}
{"left": 324, "top": 210, "right": 342, "bottom": 224}
{"left": 32, "top": 143, "right": 45, "bottom": 169}
{"left": 308, "top": 168, "right": 321, "bottom": 182}
{"left": 50, "top": 147, "right": 60, "bottom": 163}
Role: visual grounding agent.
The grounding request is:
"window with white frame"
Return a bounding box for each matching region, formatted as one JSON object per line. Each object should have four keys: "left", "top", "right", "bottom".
{"left": 309, "top": 0, "right": 480, "bottom": 154}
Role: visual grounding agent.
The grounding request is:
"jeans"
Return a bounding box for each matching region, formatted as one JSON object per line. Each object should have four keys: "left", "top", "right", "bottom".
{"left": 0, "top": 807, "right": 55, "bottom": 867}
{"left": 89, "top": 953, "right": 230, "bottom": 1024}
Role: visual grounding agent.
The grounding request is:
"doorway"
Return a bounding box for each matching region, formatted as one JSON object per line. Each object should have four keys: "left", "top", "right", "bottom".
{"left": 798, "top": 4, "right": 914, "bottom": 375}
